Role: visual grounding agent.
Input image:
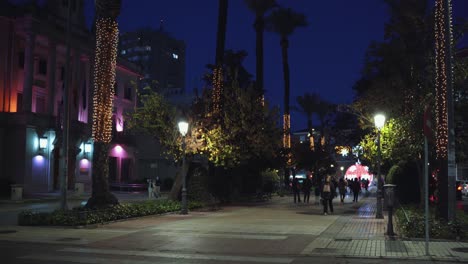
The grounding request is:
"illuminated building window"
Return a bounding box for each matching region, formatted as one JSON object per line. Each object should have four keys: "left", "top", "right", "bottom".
{"left": 121, "top": 50, "right": 126, "bottom": 55}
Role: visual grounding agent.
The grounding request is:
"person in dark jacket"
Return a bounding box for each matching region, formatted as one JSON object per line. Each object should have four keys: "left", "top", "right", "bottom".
{"left": 292, "top": 177, "right": 301, "bottom": 203}
{"left": 338, "top": 178, "right": 347, "bottom": 203}
{"left": 321, "top": 175, "right": 336, "bottom": 215}
{"left": 352, "top": 178, "right": 361, "bottom": 202}
{"left": 302, "top": 176, "right": 312, "bottom": 203}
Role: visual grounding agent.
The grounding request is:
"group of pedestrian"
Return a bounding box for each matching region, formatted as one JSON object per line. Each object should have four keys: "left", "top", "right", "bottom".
{"left": 147, "top": 177, "right": 162, "bottom": 198}
{"left": 292, "top": 175, "right": 313, "bottom": 203}
{"left": 290, "top": 173, "right": 364, "bottom": 215}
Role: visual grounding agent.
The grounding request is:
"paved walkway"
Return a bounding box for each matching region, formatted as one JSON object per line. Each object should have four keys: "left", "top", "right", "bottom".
{"left": 0, "top": 192, "right": 467, "bottom": 263}
{"left": 298, "top": 197, "right": 468, "bottom": 262}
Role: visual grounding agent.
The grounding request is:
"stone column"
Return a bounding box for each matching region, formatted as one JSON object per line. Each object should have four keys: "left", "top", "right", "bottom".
{"left": 71, "top": 50, "right": 80, "bottom": 119}
{"left": 22, "top": 32, "right": 35, "bottom": 112}
{"left": 47, "top": 40, "right": 56, "bottom": 115}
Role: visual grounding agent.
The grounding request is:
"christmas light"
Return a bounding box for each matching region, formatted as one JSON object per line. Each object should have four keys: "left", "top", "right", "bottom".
{"left": 283, "top": 113, "right": 290, "bottom": 148}
{"left": 434, "top": 0, "right": 453, "bottom": 159}
{"left": 212, "top": 66, "right": 223, "bottom": 114}
{"left": 92, "top": 17, "right": 119, "bottom": 143}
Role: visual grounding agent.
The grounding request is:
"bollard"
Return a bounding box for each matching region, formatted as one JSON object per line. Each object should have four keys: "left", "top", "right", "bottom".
{"left": 11, "top": 184, "right": 23, "bottom": 201}
{"left": 384, "top": 184, "right": 396, "bottom": 236}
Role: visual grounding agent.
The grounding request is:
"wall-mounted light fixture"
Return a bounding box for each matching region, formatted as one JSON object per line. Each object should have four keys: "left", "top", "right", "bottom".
{"left": 84, "top": 143, "right": 92, "bottom": 154}
{"left": 39, "top": 137, "right": 48, "bottom": 150}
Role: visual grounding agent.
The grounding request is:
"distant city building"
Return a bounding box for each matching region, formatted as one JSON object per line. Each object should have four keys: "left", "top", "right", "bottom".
{"left": 0, "top": 0, "right": 141, "bottom": 194}
{"left": 119, "top": 26, "right": 186, "bottom": 95}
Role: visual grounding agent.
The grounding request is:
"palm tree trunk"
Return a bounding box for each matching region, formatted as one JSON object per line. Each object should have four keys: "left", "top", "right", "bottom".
{"left": 213, "top": 0, "right": 228, "bottom": 115}
{"left": 87, "top": 142, "right": 118, "bottom": 207}
{"left": 215, "top": 0, "right": 228, "bottom": 66}
{"left": 86, "top": 1, "right": 120, "bottom": 208}
{"left": 281, "top": 37, "right": 290, "bottom": 149}
{"left": 255, "top": 16, "right": 264, "bottom": 100}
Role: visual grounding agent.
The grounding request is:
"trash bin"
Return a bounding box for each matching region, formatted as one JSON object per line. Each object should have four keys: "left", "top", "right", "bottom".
{"left": 74, "top": 182, "right": 84, "bottom": 195}
{"left": 384, "top": 184, "right": 397, "bottom": 208}
{"left": 11, "top": 184, "right": 23, "bottom": 201}
{"left": 384, "top": 184, "right": 397, "bottom": 236}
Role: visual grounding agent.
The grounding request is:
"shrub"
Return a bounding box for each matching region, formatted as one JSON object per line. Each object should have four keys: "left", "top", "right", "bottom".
{"left": 18, "top": 199, "right": 204, "bottom": 226}
{"left": 395, "top": 205, "right": 468, "bottom": 240}
{"left": 261, "top": 169, "right": 279, "bottom": 194}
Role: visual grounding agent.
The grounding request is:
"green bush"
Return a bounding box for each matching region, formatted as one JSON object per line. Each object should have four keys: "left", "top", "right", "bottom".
{"left": 18, "top": 199, "right": 204, "bottom": 226}
{"left": 395, "top": 205, "right": 468, "bottom": 240}
{"left": 386, "top": 164, "right": 402, "bottom": 184}
{"left": 261, "top": 169, "right": 279, "bottom": 194}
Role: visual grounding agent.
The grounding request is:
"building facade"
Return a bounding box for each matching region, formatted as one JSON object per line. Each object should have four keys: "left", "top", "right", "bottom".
{"left": 0, "top": 0, "right": 141, "bottom": 195}
{"left": 119, "top": 27, "right": 186, "bottom": 94}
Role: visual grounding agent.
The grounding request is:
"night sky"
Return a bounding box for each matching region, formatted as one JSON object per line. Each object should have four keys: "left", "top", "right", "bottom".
{"left": 84, "top": 0, "right": 468, "bottom": 131}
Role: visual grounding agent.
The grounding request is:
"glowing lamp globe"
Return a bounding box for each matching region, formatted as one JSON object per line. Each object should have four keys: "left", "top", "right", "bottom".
{"left": 178, "top": 121, "right": 189, "bottom": 137}
{"left": 374, "top": 114, "right": 386, "bottom": 130}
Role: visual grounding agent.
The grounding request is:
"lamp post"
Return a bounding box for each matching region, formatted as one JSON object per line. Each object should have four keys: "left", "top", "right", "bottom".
{"left": 178, "top": 121, "right": 189, "bottom": 215}
{"left": 374, "top": 114, "right": 385, "bottom": 219}
{"left": 340, "top": 166, "right": 344, "bottom": 177}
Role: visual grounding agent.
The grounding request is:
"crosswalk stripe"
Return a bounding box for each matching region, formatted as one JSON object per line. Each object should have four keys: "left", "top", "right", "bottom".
{"left": 54, "top": 247, "right": 293, "bottom": 263}
{"left": 153, "top": 231, "right": 287, "bottom": 240}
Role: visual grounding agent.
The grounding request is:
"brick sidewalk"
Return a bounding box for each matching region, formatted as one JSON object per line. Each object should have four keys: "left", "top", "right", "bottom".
{"left": 302, "top": 197, "right": 468, "bottom": 262}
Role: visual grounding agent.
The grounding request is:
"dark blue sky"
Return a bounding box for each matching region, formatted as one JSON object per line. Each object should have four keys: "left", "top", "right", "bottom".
{"left": 84, "top": 0, "right": 467, "bottom": 131}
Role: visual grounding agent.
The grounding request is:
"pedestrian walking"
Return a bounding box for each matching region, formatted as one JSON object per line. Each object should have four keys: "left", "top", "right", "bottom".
{"left": 338, "top": 177, "right": 347, "bottom": 203}
{"left": 147, "top": 179, "right": 154, "bottom": 199}
{"left": 154, "top": 176, "right": 162, "bottom": 198}
{"left": 292, "top": 177, "right": 301, "bottom": 203}
{"left": 321, "top": 175, "right": 335, "bottom": 215}
{"left": 352, "top": 178, "right": 361, "bottom": 202}
{"left": 302, "top": 176, "right": 312, "bottom": 203}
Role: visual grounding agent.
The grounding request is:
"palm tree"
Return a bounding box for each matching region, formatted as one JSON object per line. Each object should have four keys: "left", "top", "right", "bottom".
{"left": 86, "top": 0, "right": 121, "bottom": 209}
{"left": 294, "top": 92, "right": 320, "bottom": 150}
{"left": 315, "top": 99, "right": 334, "bottom": 149}
{"left": 266, "top": 7, "right": 307, "bottom": 151}
{"left": 244, "top": 0, "right": 277, "bottom": 101}
{"left": 212, "top": 0, "right": 229, "bottom": 115}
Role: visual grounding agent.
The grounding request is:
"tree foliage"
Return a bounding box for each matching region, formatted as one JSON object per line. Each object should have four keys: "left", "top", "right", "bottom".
{"left": 127, "top": 81, "right": 282, "bottom": 171}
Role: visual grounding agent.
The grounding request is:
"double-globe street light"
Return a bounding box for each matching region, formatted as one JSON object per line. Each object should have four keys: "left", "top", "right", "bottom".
{"left": 374, "top": 114, "right": 386, "bottom": 219}
{"left": 178, "top": 120, "right": 189, "bottom": 215}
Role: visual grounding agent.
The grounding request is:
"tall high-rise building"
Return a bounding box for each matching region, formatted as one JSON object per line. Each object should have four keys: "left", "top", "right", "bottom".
{"left": 119, "top": 26, "right": 186, "bottom": 95}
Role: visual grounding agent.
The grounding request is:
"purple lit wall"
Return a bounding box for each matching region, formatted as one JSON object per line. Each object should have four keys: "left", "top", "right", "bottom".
{"left": 110, "top": 144, "right": 128, "bottom": 158}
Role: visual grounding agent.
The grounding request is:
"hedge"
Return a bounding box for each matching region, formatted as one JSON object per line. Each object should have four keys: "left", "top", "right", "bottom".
{"left": 395, "top": 205, "right": 468, "bottom": 241}
{"left": 18, "top": 200, "right": 204, "bottom": 226}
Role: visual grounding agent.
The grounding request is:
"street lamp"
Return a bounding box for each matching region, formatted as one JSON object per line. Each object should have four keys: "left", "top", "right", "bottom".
{"left": 340, "top": 166, "right": 344, "bottom": 177}
{"left": 374, "top": 113, "right": 385, "bottom": 219}
{"left": 178, "top": 120, "right": 189, "bottom": 215}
